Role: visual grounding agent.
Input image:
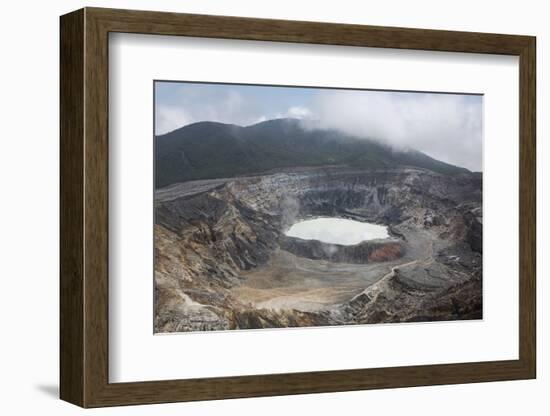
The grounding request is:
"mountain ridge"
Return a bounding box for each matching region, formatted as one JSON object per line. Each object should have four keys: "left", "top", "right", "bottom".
{"left": 155, "top": 118, "right": 470, "bottom": 188}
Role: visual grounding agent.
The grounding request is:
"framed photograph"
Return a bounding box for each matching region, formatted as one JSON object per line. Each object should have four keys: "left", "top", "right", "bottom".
{"left": 60, "top": 7, "right": 536, "bottom": 407}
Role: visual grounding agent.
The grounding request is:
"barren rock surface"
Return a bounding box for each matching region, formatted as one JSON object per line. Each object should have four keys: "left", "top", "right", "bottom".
{"left": 154, "top": 167, "right": 482, "bottom": 333}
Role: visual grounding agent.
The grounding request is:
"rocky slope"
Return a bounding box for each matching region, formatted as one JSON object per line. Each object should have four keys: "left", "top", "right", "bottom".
{"left": 154, "top": 166, "right": 482, "bottom": 332}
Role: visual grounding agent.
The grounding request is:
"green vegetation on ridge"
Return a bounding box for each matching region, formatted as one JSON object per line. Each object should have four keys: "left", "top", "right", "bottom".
{"left": 155, "top": 118, "right": 469, "bottom": 188}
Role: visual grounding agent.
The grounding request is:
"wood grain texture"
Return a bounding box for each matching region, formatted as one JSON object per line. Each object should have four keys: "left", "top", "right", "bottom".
{"left": 88, "top": 7, "right": 532, "bottom": 54}
{"left": 59, "top": 7, "right": 537, "bottom": 408}
{"left": 59, "top": 8, "right": 84, "bottom": 407}
{"left": 518, "top": 38, "right": 536, "bottom": 375}
{"left": 83, "top": 10, "right": 110, "bottom": 406}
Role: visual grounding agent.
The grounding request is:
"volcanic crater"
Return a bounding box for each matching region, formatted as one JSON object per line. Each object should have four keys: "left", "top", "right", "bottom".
{"left": 154, "top": 165, "right": 482, "bottom": 332}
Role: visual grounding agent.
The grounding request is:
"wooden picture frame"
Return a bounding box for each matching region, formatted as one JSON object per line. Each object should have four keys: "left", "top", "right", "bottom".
{"left": 60, "top": 7, "right": 536, "bottom": 408}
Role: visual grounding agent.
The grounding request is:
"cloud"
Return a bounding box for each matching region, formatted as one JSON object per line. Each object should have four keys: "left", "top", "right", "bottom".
{"left": 155, "top": 87, "right": 266, "bottom": 134}
{"left": 155, "top": 82, "right": 482, "bottom": 171}
{"left": 306, "top": 90, "right": 482, "bottom": 171}
{"left": 155, "top": 105, "right": 192, "bottom": 135}
{"left": 155, "top": 83, "right": 320, "bottom": 135}
{"left": 280, "top": 106, "right": 313, "bottom": 119}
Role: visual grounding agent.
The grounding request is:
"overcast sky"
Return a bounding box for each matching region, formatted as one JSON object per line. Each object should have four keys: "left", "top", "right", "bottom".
{"left": 155, "top": 81, "right": 483, "bottom": 171}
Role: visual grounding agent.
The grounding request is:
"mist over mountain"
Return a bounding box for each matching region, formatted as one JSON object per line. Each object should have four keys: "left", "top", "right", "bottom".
{"left": 155, "top": 118, "right": 470, "bottom": 188}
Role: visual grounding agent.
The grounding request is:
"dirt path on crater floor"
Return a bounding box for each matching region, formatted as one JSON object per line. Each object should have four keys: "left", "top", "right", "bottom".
{"left": 230, "top": 228, "right": 439, "bottom": 312}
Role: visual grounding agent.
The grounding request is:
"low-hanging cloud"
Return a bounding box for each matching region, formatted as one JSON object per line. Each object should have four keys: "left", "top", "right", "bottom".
{"left": 307, "top": 90, "right": 482, "bottom": 171}
{"left": 155, "top": 83, "right": 483, "bottom": 172}
{"left": 155, "top": 88, "right": 263, "bottom": 134}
